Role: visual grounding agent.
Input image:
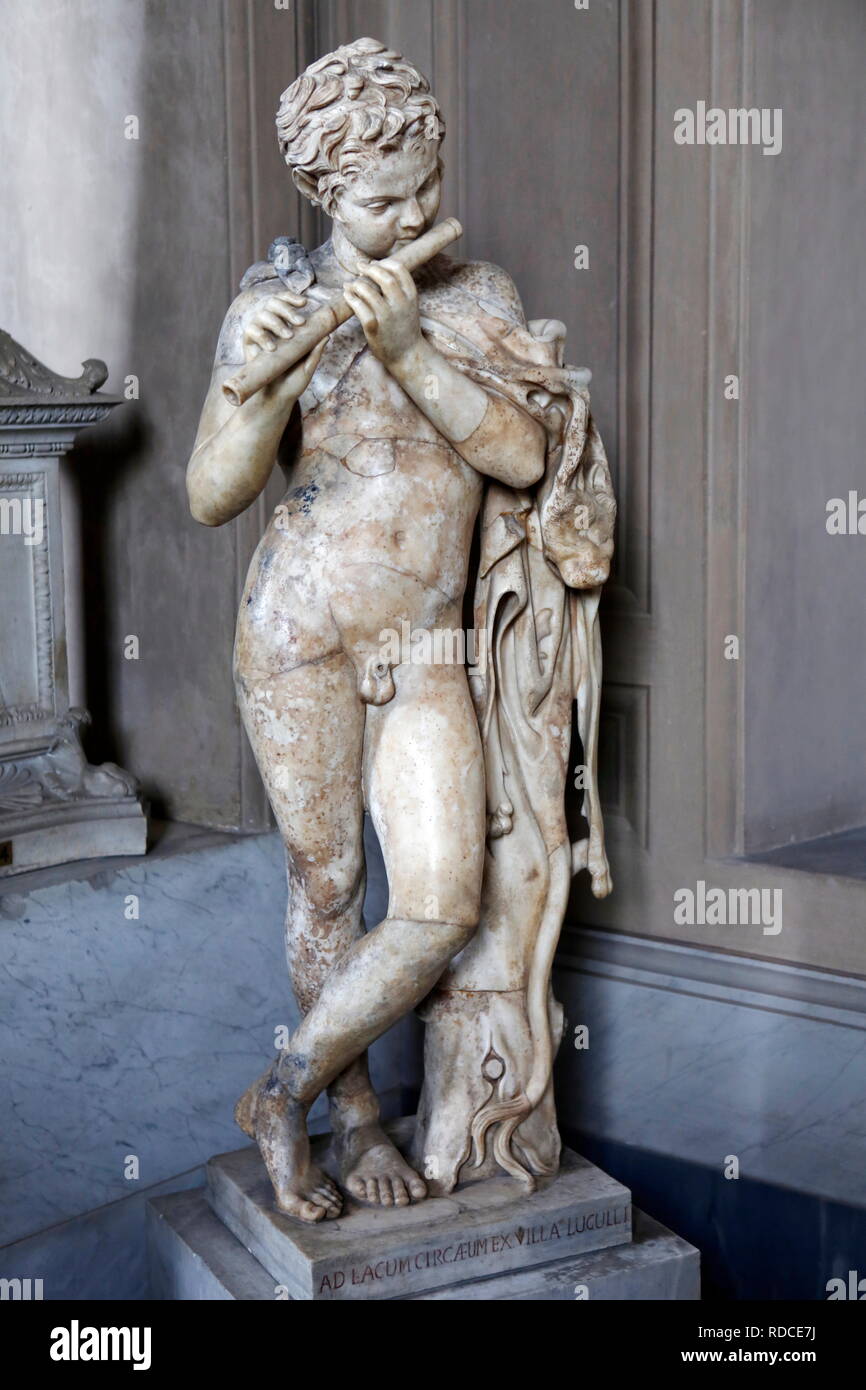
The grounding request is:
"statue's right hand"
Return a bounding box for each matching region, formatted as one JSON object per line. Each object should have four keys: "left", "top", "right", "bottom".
{"left": 243, "top": 289, "right": 309, "bottom": 360}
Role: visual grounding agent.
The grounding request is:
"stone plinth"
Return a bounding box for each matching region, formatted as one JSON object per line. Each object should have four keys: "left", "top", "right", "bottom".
{"left": 204, "top": 1118, "right": 632, "bottom": 1301}
{"left": 148, "top": 1188, "right": 699, "bottom": 1301}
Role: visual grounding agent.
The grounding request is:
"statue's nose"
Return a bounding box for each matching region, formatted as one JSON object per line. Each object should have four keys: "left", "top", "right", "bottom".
{"left": 400, "top": 198, "right": 424, "bottom": 231}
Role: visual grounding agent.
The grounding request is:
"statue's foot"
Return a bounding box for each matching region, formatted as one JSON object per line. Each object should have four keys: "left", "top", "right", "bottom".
{"left": 235, "top": 1073, "right": 342, "bottom": 1224}
{"left": 336, "top": 1122, "right": 427, "bottom": 1208}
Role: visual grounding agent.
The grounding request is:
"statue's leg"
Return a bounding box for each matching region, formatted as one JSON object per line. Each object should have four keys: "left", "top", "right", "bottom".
{"left": 235, "top": 651, "right": 370, "bottom": 1221}
{"left": 271, "top": 661, "right": 486, "bottom": 1187}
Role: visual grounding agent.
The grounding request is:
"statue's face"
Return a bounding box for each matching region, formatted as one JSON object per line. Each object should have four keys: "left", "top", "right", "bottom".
{"left": 332, "top": 140, "right": 442, "bottom": 258}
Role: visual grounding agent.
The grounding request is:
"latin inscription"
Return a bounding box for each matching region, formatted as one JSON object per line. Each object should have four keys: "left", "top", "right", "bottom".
{"left": 317, "top": 1202, "right": 631, "bottom": 1294}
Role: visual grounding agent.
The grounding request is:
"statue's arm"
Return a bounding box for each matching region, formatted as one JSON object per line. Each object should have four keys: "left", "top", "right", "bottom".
{"left": 186, "top": 288, "right": 323, "bottom": 527}
{"left": 343, "top": 261, "right": 547, "bottom": 490}
{"left": 391, "top": 339, "right": 546, "bottom": 488}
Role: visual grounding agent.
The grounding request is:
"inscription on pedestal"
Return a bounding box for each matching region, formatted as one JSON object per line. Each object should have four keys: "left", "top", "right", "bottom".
{"left": 149, "top": 1191, "right": 700, "bottom": 1303}
{"left": 316, "top": 1202, "right": 632, "bottom": 1296}
{"left": 206, "top": 1125, "right": 633, "bottom": 1302}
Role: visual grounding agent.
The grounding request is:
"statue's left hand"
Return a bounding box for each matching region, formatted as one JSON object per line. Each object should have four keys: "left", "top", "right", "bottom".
{"left": 343, "top": 259, "right": 423, "bottom": 370}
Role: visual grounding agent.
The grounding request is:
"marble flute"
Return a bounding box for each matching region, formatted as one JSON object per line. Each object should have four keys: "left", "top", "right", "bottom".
{"left": 222, "top": 216, "right": 463, "bottom": 407}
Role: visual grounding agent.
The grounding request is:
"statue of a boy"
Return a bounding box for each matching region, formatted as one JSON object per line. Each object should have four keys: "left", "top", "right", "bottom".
{"left": 187, "top": 38, "right": 614, "bottom": 1223}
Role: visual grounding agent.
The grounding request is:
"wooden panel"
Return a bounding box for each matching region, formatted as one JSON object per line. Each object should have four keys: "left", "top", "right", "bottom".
{"left": 224, "top": 0, "right": 306, "bottom": 829}
{"left": 461, "top": 0, "right": 621, "bottom": 470}
{"left": 599, "top": 683, "right": 649, "bottom": 846}
{"left": 741, "top": 0, "right": 866, "bottom": 850}
{"left": 238, "top": 0, "right": 866, "bottom": 977}
{"left": 704, "top": 0, "right": 749, "bottom": 858}
{"left": 609, "top": 0, "right": 654, "bottom": 615}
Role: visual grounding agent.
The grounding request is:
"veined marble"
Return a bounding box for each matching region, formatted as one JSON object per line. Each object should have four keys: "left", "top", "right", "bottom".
{"left": 0, "top": 825, "right": 407, "bottom": 1247}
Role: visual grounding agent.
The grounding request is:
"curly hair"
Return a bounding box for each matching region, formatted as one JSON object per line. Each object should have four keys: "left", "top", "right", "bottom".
{"left": 276, "top": 37, "right": 445, "bottom": 216}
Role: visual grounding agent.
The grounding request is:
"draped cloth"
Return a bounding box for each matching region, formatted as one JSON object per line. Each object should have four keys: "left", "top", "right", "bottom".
{"left": 410, "top": 264, "right": 616, "bottom": 1191}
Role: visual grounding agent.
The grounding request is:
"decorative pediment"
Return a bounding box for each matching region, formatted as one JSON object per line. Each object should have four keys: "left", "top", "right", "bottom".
{"left": 0, "top": 329, "right": 108, "bottom": 399}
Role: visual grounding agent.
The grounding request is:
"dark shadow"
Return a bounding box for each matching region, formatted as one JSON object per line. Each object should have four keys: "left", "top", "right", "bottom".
{"left": 749, "top": 827, "right": 866, "bottom": 884}
{"left": 559, "top": 1123, "right": 866, "bottom": 1302}
{"left": 68, "top": 405, "right": 150, "bottom": 771}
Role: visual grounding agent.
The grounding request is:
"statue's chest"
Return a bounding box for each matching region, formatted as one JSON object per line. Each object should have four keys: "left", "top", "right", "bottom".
{"left": 301, "top": 327, "right": 441, "bottom": 447}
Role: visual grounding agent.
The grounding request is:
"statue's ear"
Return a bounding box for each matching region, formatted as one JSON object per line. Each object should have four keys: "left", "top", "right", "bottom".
{"left": 291, "top": 168, "right": 321, "bottom": 205}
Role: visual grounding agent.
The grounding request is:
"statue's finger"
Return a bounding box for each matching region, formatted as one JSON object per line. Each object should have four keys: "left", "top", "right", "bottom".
{"left": 347, "top": 281, "right": 384, "bottom": 316}
{"left": 350, "top": 277, "right": 386, "bottom": 308}
{"left": 343, "top": 289, "right": 378, "bottom": 334}
{"left": 299, "top": 340, "right": 326, "bottom": 380}
{"left": 381, "top": 260, "right": 415, "bottom": 297}
{"left": 267, "top": 298, "right": 305, "bottom": 327}
{"left": 363, "top": 262, "right": 398, "bottom": 289}
{"left": 245, "top": 326, "right": 274, "bottom": 353}
{"left": 258, "top": 311, "right": 293, "bottom": 339}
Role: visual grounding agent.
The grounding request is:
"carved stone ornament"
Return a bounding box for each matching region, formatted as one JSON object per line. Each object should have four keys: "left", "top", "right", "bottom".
{"left": 0, "top": 328, "right": 109, "bottom": 399}
{"left": 0, "top": 331, "right": 147, "bottom": 875}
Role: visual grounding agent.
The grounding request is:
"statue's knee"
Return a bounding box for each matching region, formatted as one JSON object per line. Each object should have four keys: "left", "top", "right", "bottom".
{"left": 290, "top": 863, "right": 364, "bottom": 922}
{"left": 401, "top": 890, "right": 480, "bottom": 952}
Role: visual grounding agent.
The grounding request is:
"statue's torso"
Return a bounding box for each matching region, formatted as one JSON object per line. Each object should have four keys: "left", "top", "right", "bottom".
{"left": 235, "top": 313, "right": 483, "bottom": 683}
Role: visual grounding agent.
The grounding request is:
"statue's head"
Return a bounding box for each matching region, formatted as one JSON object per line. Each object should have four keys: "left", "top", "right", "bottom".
{"left": 276, "top": 37, "right": 445, "bottom": 259}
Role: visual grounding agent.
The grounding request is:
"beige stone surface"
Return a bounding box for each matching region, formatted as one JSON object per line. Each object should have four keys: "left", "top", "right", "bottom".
{"left": 204, "top": 1119, "right": 631, "bottom": 1301}
{"left": 186, "top": 38, "right": 614, "bottom": 1224}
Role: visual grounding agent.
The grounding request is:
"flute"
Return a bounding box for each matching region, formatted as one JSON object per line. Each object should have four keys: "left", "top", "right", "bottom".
{"left": 222, "top": 217, "right": 463, "bottom": 408}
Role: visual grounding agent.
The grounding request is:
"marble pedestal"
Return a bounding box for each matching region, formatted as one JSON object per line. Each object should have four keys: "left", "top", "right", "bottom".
{"left": 148, "top": 1190, "right": 699, "bottom": 1302}
{"left": 147, "top": 1119, "right": 700, "bottom": 1301}
{"left": 0, "top": 331, "right": 147, "bottom": 875}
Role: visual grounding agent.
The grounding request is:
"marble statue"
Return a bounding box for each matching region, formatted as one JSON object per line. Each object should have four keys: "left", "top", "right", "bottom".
{"left": 187, "top": 37, "right": 615, "bottom": 1224}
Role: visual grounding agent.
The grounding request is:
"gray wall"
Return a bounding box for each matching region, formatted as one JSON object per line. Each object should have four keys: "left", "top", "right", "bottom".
{"left": 1, "top": 0, "right": 296, "bottom": 828}
{"left": 744, "top": 0, "right": 866, "bottom": 850}
{"left": 4, "top": 3, "right": 866, "bottom": 967}
{"left": 461, "top": 0, "right": 621, "bottom": 461}
{"left": 1, "top": 0, "right": 627, "bottom": 832}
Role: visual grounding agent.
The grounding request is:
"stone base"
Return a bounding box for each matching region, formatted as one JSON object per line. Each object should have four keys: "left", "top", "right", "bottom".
{"left": 0, "top": 797, "right": 147, "bottom": 877}
{"left": 204, "top": 1118, "right": 633, "bottom": 1300}
{"left": 148, "top": 1188, "right": 700, "bottom": 1301}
